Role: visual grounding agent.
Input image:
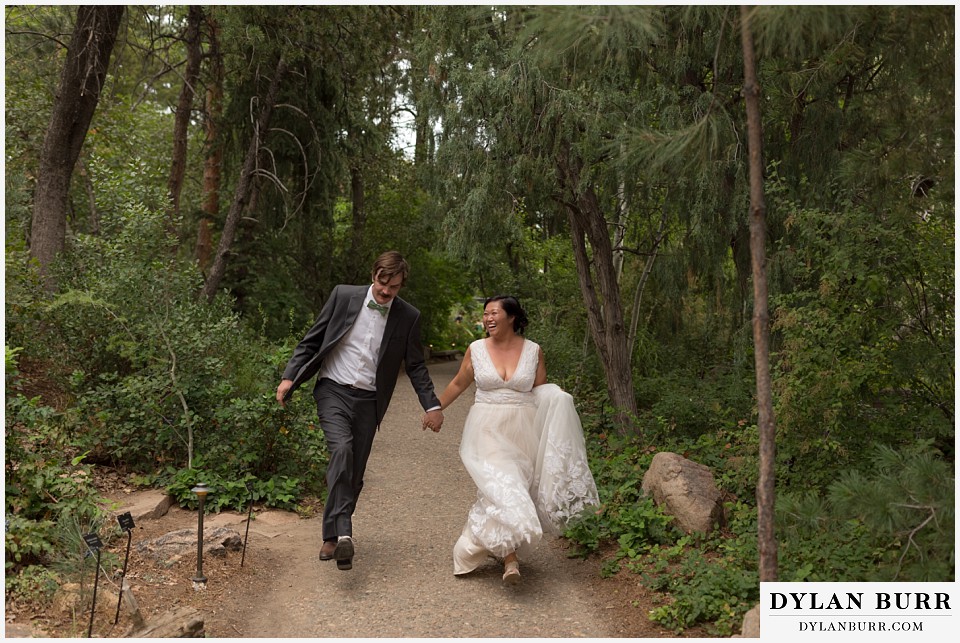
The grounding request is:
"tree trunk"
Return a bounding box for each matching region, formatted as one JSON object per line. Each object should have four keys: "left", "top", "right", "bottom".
{"left": 740, "top": 5, "right": 778, "bottom": 583}
{"left": 76, "top": 157, "right": 99, "bottom": 235}
{"left": 557, "top": 143, "right": 638, "bottom": 431}
{"left": 349, "top": 153, "right": 366, "bottom": 279}
{"left": 412, "top": 52, "right": 431, "bottom": 168}
{"left": 201, "top": 56, "right": 287, "bottom": 301}
{"left": 30, "top": 5, "right": 124, "bottom": 285}
{"left": 414, "top": 108, "right": 430, "bottom": 167}
{"left": 613, "top": 143, "right": 628, "bottom": 283}
{"left": 627, "top": 205, "right": 668, "bottom": 358}
{"left": 168, "top": 6, "right": 203, "bottom": 224}
{"left": 196, "top": 11, "right": 223, "bottom": 274}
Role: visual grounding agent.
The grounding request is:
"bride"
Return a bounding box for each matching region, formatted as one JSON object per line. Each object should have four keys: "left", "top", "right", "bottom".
{"left": 429, "top": 295, "right": 599, "bottom": 585}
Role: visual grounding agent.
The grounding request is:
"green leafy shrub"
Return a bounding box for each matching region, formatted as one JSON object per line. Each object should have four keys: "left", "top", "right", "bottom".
{"left": 204, "top": 393, "right": 327, "bottom": 485}
{"left": 4, "top": 564, "right": 61, "bottom": 607}
{"left": 778, "top": 441, "right": 954, "bottom": 582}
{"left": 772, "top": 204, "right": 954, "bottom": 481}
{"left": 564, "top": 429, "right": 679, "bottom": 564}
{"left": 640, "top": 438, "right": 954, "bottom": 635}
{"left": 28, "top": 177, "right": 323, "bottom": 490}
{"left": 162, "top": 392, "right": 326, "bottom": 514}
{"left": 6, "top": 344, "right": 23, "bottom": 378}
{"left": 568, "top": 396, "right": 765, "bottom": 634}
{"left": 5, "top": 515, "right": 57, "bottom": 570}
{"left": 5, "top": 370, "right": 106, "bottom": 573}
{"left": 6, "top": 161, "right": 328, "bottom": 532}
{"left": 637, "top": 501, "right": 759, "bottom": 635}
{"left": 4, "top": 245, "right": 58, "bottom": 369}
{"left": 775, "top": 492, "right": 881, "bottom": 581}
{"left": 647, "top": 546, "right": 759, "bottom": 636}
{"left": 4, "top": 454, "right": 104, "bottom": 539}
{"left": 164, "top": 467, "right": 304, "bottom": 513}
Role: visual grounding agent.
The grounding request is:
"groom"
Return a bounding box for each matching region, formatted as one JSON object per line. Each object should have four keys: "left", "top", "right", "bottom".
{"left": 276, "top": 251, "right": 444, "bottom": 570}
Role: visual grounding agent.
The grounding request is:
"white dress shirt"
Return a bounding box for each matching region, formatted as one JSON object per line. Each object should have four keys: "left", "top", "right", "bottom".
{"left": 318, "top": 286, "right": 391, "bottom": 391}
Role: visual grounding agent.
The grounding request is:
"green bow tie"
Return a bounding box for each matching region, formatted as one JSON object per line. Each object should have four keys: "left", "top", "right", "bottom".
{"left": 367, "top": 300, "right": 389, "bottom": 316}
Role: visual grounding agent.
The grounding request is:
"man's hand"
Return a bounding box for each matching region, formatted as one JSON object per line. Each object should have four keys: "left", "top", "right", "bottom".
{"left": 422, "top": 409, "right": 444, "bottom": 432}
{"left": 276, "top": 379, "right": 294, "bottom": 407}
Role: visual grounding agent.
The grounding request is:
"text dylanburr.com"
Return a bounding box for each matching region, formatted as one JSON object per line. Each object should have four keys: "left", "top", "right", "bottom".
{"left": 761, "top": 582, "right": 955, "bottom": 640}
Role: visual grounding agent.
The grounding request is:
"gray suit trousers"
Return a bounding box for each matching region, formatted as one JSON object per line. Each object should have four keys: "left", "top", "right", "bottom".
{"left": 314, "top": 378, "right": 378, "bottom": 541}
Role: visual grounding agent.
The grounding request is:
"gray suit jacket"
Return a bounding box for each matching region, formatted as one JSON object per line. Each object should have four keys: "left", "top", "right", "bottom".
{"left": 281, "top": 284, "right": 440, "bottom": 424}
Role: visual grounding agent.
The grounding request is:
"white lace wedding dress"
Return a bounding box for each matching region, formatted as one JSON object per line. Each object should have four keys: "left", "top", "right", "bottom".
{"left": 453, "top": 338, "right": 599, "bottom": 575}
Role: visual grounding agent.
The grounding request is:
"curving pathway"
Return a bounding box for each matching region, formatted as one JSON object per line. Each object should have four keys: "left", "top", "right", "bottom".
{"left": 221, "top": 360, "right": 663, "bottom": 638}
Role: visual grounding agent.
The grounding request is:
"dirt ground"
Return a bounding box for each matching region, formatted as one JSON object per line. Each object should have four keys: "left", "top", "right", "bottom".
{"left": 4, "top": 359, "right": 711, "bottom": 639}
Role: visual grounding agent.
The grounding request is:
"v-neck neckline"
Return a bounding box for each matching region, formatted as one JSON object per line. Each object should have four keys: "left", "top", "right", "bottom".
{"left": 483, "top": 338, "right": 527, "bottom": 384}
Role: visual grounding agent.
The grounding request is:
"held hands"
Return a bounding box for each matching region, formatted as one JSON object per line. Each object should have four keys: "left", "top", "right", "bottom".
{"left": 422, "top": 409, "right": 444, "bottom": 433}
{"left": 280, "top": 378, "right": 444, "bottom": 432}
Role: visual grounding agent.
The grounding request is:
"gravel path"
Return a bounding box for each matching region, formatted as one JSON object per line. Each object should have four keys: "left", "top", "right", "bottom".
{"left": 229, "top": 360, "right": 632, "bottom": 637}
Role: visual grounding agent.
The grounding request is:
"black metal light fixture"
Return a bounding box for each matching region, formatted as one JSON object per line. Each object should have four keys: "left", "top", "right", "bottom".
{"left": 191, "top": 483, "right": 211, "bottom": 585}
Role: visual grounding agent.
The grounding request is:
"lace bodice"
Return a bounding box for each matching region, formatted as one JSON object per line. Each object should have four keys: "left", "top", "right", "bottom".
{"left": 471, "top": 338, "right": 538, "bottom": 406}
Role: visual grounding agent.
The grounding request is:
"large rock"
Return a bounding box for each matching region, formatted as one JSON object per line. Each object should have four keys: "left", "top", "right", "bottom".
{"left": 105, "top": 489, "right": 176, "bottom": 523}
{"left": 50, "top": 582, "right": 85, "bottom": 616}
{"left": 50, "top": 582, "right": 119, "bottom": 620}
{"left": 204, "top": 508, "right": 301, "bottom": 538}
{"left": 641, "top": 452, "right": 724, "bottom": 535}
{"left": 126, "top": 606, "right": 205, "bottom": 638}
{"left": 3, "top": 621, "right": 45, "bottom": 638}
{"left": 733, "top": 604, "right": 760, "bottom": 638}
{"left": 135, "top": 526, "right": 242, "bottom": 565}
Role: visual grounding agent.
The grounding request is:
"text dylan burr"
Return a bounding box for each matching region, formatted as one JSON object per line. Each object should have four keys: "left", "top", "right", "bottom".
{"left": 770, "top": 592, "right": 951, "bottom": 611}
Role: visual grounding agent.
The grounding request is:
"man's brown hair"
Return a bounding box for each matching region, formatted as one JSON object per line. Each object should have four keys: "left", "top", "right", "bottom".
{"left": 371, "top": 250, "right": 410, "bottom": 285}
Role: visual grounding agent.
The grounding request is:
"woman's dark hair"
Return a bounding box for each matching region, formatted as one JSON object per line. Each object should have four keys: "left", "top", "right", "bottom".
{"left": 484, "top": 295, "right": 529, "bottom": 335}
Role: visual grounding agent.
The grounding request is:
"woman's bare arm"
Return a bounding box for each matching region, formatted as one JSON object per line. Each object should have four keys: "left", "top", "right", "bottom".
{"left": 438, "top": 346, "right": 476, "bottom": 409}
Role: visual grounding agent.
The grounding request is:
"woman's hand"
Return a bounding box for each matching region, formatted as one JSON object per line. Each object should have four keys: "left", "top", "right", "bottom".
{"left": 422, "top": 409, "right": 444, "bottom": 432}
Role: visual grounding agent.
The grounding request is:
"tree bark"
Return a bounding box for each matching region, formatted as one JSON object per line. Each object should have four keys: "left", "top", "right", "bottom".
{"left": 76, "top": 157, "right": 99, "bottom": 235}
{"left": 627, "top": 205, "right": 668, "bottom": 358}
{"left": 740, "top": 4, "right": 778, "bottom": 583}
{"left": 557, "top": 143, "right": 638, "bottom": 431}
{"left": 195, "top": 11, "right": 223, "bottom": 273}
{"left": 167, "top": 6, "right": 203, "bottom": 224}
{"left": 613, "top": 143, "right": 628, "bottom": 283}
{"left": 349, "top": 165, "right": 366, "bottom": 277}
{"left": 30, "top": 5, "right": 124, "bottom": 285}
{"left": 201, "top": 56, "right": 287, "bottom": 301}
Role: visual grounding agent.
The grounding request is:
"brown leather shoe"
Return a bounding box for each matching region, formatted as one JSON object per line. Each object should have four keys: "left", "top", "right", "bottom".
{"left": 319, "top": 540, "right": 336, "bottom": 561}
